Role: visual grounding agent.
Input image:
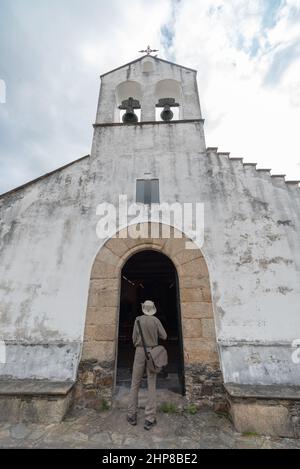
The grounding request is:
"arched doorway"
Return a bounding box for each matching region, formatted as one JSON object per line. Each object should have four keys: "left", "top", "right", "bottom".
{"left": 75, "top": 223, "right": 225, "bottom": 411}
{"left": 116, "top": 250, "right": 185, "bottom": 394}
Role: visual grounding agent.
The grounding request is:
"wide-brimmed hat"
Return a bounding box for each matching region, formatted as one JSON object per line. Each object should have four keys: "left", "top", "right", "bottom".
{"left": 141, "top": 300, "right": 157, "bottom": 316}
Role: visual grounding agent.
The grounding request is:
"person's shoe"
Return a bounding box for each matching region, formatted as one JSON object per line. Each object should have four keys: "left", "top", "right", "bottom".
{"left": 127, "top": 414, "right": 137, "bottom": 426}
{"left": 144, "top": 419, "right": 157, "bottom": 430}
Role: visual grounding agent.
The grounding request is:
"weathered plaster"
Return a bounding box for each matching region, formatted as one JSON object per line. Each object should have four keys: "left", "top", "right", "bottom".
{"left": 0, "top": 56, "right": 300, "bottom": 387}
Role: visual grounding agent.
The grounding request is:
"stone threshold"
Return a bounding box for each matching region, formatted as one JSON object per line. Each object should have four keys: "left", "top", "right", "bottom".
{"left": 113, "top": 386, "right": 186, "bottom": 410}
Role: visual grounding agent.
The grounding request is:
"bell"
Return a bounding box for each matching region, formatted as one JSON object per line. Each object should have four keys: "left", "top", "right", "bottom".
{"left": 156, "top": 98, "right": 179, "bottom": 122}
{"left": 160, "top": 105, "right": 173, "bottom": 122}
{"left": 119, "top": 97, "right": 141, "bottom": 124}
{"left": 122, "top": 111, "right": 138, "bottom": 124}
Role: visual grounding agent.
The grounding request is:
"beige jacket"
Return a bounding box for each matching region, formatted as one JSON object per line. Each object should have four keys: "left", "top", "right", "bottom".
{"left": 132, "top": 315, "right": 167, "bottom": 347}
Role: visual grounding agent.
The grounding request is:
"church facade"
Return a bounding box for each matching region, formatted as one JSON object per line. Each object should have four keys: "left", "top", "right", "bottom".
{"left": 0, "top": 54, "right": 300, "bottom": 436}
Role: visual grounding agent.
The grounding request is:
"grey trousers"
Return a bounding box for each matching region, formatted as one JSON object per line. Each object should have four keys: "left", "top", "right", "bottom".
{"left": 127, "top": 346, "right": 157, "bottom": 423}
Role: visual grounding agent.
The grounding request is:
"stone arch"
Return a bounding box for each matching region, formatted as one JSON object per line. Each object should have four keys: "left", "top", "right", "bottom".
{"left": 75, "top": 223, "right": 225, "bottom": 410}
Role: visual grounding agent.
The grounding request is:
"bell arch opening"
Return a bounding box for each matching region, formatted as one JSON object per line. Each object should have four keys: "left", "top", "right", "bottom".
{"left": 155, "top": 79, "right": 182, "bottom": 121}
{"left": 116, "top": 249, "right": 185, "bottom": 395}
{"left": 115, "top": 80, "right": 142, "bottom": 123}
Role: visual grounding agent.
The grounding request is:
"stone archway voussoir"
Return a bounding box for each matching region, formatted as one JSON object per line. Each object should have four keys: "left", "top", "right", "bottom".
{"left": 174, "top": 248, "right": 203, "bottom": 266}
{"left": 104, "top": 238, "right": 129, "bottom": 258}
{"left": 178, "top": 257, "right": 209, "bottom": 277}
{"left": 97, "top": 246, "right": 121, "bottom": 266}
{"left": 91, "top": 260, "right": 118, "bottom": 279}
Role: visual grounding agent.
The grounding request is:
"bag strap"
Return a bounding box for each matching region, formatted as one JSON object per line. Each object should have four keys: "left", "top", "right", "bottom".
{"left": 137, "top": 319, "right": 150, "bottom": 360}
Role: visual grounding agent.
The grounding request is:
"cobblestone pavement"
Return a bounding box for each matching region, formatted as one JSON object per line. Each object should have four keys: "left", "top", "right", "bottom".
{"left": 0, "top": 407, "right": 300, "bottom": 449}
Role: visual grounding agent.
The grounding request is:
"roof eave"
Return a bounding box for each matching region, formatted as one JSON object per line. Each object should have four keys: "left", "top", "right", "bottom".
{"left": 0, "top": 154, "right": 90, "bottom": 199}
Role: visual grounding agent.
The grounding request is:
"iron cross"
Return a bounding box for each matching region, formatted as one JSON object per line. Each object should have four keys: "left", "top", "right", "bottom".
{"left": 139, "top": 45, "right": 159, "bottom": 55}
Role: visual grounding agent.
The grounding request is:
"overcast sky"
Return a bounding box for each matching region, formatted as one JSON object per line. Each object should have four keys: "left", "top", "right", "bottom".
{"left": 0, "top": 0, "right": 300, "bottom": 194}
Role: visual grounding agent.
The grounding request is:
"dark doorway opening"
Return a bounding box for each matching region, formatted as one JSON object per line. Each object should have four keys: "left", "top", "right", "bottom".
{"left": 116, "top": 250, "right": 185, "bottom": 394}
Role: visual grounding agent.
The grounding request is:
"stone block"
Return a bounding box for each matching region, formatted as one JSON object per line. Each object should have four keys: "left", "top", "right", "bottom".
{"left": 184, "top": 338, "right": 219, "bottom": 364}
{"left": 96, "top": 376, "right": 113, "bottom": 387}
{"left": 90, "top": 278, "right": 119, "bottom": 291}
{"left": 163, "top": 238, "right": 186, "bottom": 258}
{"left": 201, "top": 318, "right": 216, "bottom": 338}
{"left": 83, "top": 325, "right": 96, "bottom": 342}
{"left": 82, "top": 340, "right": 115, "bottom": 362}
{"left": 179, "top": 257, "right": 208, "bottom": 277}
{"left": 180, "top": 276, "right": 210, "bottom": 289}
{"left": 91, "top": 260, "right": 117, "bottom": 279}
{"left": 230, "top": 402, "right": 294, "bottom": 437}
{"left": 87, "top": 282, "right": 118, "bottom": 308}
{"left": 174, "top": 249, "right": 203, "bottom": 265}
{"left": 97, "top": 246, "right": 120, "bottom": 266}
{"left": 150, "top": 238, "right": 168, "bottom": 250}
{"left": 105, "top": 238, "right": 129, "bottom": 258}
{"left": 0, "top": 387, "right": 73, "bottom": 424}
{"left": 183, "top": 319, "right": 202, "bottom": 338}
{"left": 181, "top": 302, "right": 213, "bottom": 319}
{"left": 94, "top": 324, "right": 116, "bottom": 341}
{"left": 87, "top": 287, "right": 97, "bottom": 308}
{"left": 81, "top": 371, "right": 95, "bottom": 386}
{"left": 180, "top": 288, "right": 207, "bottom": 302}
{"left": 86, "top": 306, "right": 117, "bottom": 326}
{"left": 97, "top": 289, "right": 118, "bottom": 308}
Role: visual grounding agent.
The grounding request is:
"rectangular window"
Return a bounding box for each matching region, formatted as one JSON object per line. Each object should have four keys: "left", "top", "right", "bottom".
{"left": 136, "top": 179, "right": 159, "bottom": 204}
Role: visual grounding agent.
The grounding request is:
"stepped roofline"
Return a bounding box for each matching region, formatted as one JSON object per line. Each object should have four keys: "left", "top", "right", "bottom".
{"left": 206, "top": 147, "right": 299, "bottom": 188}
{"left": 100, "top": 55, "right": 197, "bottom": 78}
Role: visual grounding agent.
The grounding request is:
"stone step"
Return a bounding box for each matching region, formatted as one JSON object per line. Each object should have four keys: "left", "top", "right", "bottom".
{"left": 113, "top": 386, "right": 186, "bottom": 410}
{"left": 116, "top": 378, "right": 181, "bottom": 391}
{"left": 229, "top": 157, "right": 243, "bottom": 162}
{"left": 286, "top": 180, "right": 300, "bottom": 185}
{"left": 0, "top": 379, "right": 74, "bottom": 423}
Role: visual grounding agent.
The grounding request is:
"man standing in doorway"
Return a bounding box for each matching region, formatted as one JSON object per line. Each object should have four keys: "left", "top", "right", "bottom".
{"left": 127, "top": 300, "right": 167, "bottom": 430}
